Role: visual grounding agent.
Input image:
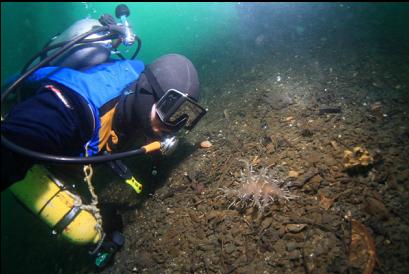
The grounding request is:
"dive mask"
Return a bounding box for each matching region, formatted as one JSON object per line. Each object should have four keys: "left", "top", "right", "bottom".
{"left": 155, "top": 89, "right": 207, "bottom": 131}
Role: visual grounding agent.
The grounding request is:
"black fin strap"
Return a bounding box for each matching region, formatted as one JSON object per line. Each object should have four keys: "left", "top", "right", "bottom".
{"left": 37, "top": 175, "right": 69, "bottom": 216}
{"left": 53, "top": 206, "right": 82, "bottom": 234}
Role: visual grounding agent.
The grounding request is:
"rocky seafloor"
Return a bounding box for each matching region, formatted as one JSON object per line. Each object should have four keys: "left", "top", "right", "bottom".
{"left": 95, "top": 45, "right": 409, "bottom": 274}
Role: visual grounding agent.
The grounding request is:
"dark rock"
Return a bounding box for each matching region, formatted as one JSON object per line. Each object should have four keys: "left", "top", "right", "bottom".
{"left": 319, "top": 106, "right": 342, "bottom": 115}
{"left": 288, "top": 168, "right": 319, "bottom": 188}
{"left": 286, "top": 241, "right": 298, "bottom": 252}
{"left": 364, "top": 197, "right": 389, "bottom": 220}
{"left": 301, "top": 128, "right": 314, "bottom": 137}
{"left": 287, "top": 249, "right": 301, "bottom": 260}
{"left": 224, "top": 243, "right": 236, "bottom": 254}
{"left": 260, "top": 135, "right": 273, "bottom": 146}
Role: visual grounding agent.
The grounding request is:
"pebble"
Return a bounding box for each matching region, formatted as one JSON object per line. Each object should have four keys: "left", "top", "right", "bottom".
{"left": 224, "top": 243, "right": 236, "bottom": 254}
{"left": 364, "top": 197, "right": 389, "bottom": 220}
{"left": 286, "top": 224, "right": 307, "bottom": 233}
{"left": 287, "top": 250, "right": 301, "bottom": 260}
{"left": 286, "top": 241, "right": 298, "bottom": 252}
{"left": 200, "top": 140, "right": 212, "bottom": 148}
{"left": 330, "top": 140, "right": 339, "bottom": 150}
{"left": 288, "top": 170, "right": 300, "bottom": 178}
{"left": 261, "top": 217, "right": 273, "bottom": 231}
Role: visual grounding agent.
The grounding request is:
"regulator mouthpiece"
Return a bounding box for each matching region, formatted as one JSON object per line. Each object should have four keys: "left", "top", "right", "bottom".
{"left": 115, "top": 4, "right": 135, "bottom": 46}
{"left": 115, "top": 4, "right": 130, "bottom": 18}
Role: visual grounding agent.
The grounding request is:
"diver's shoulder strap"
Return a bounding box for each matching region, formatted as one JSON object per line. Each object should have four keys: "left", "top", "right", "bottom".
{"left": 143, "top": 65, "right": 165, "bottom": 100}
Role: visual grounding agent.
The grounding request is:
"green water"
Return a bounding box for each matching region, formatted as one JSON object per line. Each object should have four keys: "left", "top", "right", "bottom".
{"left": 1, "top": 2, "right": 238, "bottom": 83}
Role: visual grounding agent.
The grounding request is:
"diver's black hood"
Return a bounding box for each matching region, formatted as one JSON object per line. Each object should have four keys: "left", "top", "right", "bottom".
{"left": 112, "top": 78, "right": 156, "bottom": 141}
{"left": 114, "top": 54, "right": 200, "bottom": 140}
{"left": 143, "top": 53, "right": 200, "bottom": 101}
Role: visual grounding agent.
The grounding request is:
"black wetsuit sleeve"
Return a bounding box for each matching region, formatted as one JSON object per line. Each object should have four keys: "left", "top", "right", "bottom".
{"left": 1, "top": 85, "right": 93, "bottom": 190}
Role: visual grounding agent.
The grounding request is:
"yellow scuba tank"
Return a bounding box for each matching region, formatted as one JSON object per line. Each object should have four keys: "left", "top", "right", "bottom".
{"left": 9, "top": 165, "right": 102, "bottom": 245}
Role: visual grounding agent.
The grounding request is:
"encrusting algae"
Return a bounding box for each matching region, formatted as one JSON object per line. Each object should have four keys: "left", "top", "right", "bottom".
{"left": 219, "top": 159, "right": 297, "bottom": 212}
{"left": 343, "top": 146, "right": 374, "bottom": 173}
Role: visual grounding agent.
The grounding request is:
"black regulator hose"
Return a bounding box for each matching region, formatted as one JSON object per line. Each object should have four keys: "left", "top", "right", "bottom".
{"left": 1, "top": 25, "right": 147, "bottom": 164}
{"left": 2, "top": 140, "right": 148, "bottom": 164}
{"left": 131, "top": 35, "right": 142, "bottom": 60}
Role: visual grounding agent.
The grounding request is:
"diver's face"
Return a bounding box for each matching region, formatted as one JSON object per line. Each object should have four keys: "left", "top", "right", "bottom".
{"left": 150, "top": 104, "right": 174, "bottom": 137}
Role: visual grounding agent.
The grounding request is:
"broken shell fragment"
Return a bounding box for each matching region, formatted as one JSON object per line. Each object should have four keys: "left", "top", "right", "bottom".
{"left": 330, "top": 140, "right": 339, "bottom": 150}
{"left": 348, "top": 219, "right": 378, "bottom": 274}
{"left": 286, "top": 223, "right": 307, "bottom": 233}
{"left": 288, "top": 170, "right": 300, "bottom": 178}
{"left": 200, "top": 140, "right": 213, "bottom": 148}
{"left": 318, "top": 193, "right": 335, "bottom": 210}
{"left": 370, "top": 102, "right": 383, "bottom": 117}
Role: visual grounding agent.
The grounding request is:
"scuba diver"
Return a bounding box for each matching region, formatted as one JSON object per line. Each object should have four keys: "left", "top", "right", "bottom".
{"left": 1, "top": 4, "right": 207, "bottom": 268}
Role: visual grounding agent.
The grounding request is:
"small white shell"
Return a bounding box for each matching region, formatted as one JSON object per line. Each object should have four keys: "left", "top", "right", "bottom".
{"left": 200, "top": 140, "right": 212, "bottom": 148}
